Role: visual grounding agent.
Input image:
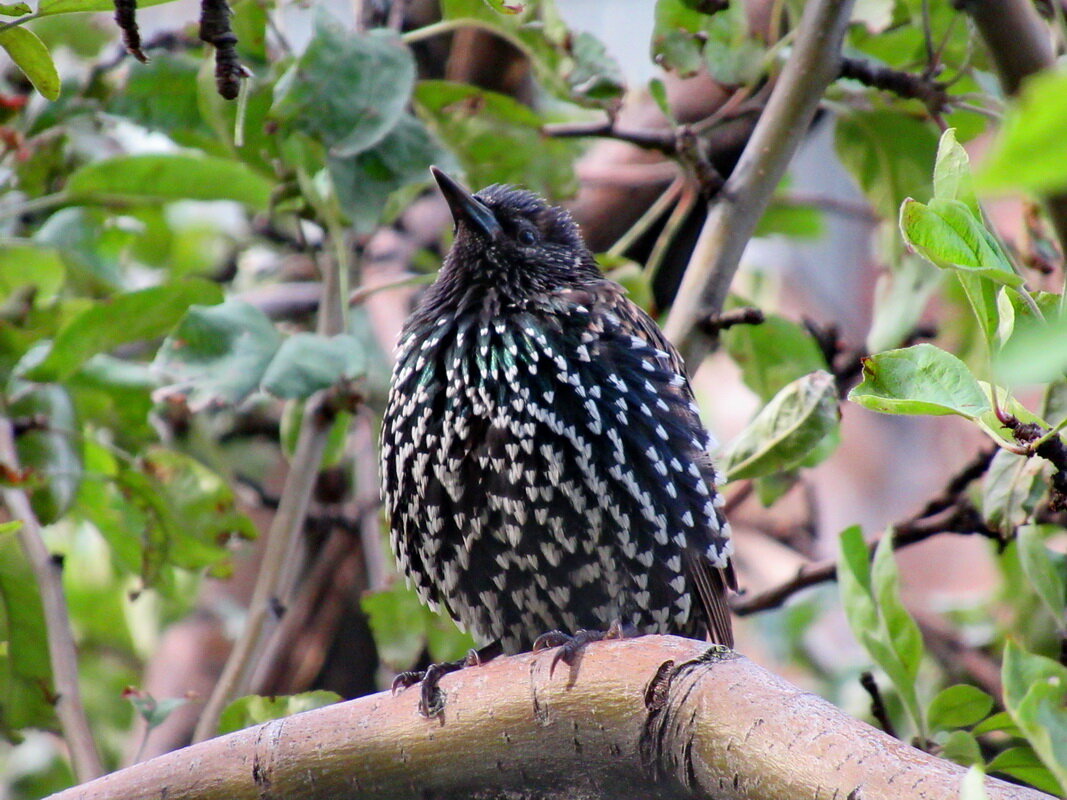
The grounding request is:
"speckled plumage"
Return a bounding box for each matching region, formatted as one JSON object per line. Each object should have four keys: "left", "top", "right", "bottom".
{"left": 380, "top": 171, "right": 735, "bottom": 654}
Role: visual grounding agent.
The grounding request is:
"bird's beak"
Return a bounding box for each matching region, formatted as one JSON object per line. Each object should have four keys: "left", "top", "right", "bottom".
{"left": 431, "top": 167, "right": 502, "bottom": 240}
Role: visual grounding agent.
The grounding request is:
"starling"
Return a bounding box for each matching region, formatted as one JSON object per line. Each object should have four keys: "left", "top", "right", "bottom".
{"left": 381, "top": 168, "right": 736, "bottom": 667}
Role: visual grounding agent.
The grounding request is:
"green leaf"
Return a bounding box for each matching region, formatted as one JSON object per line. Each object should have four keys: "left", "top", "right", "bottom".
{"left": 65, "top": 154, "right": 273, "bottom": 209}
{"left": 218, "top": 691, "right": 341, "bottom": 736}
{"left": 835, "top": 110, "right": 939, "bottom": 219}
{"left": 260, "top": 333, "right": 366, "bottom": 399}
{"left": 981, "top": 452, "right": 1048, "bottom": 535}
{"left": 415, "top": 81, "right": 578, "bottom": 199}
{"left": 848, "top": 343, "right": 991, "bottom": 419}
{"left": 652, "top": 0, "right": 761, "bottom": 83}
{"left": 928, "top": 685, "right": 995, "bottom": 732}
{"left": 647, "top": 78, "right": 675, "bottom": 124}
{"left": 9, "top": 384, "right": 81, "bottom": 524}
{"left": 125, "top": 691, "right": 188, "bottom": 730}
{"left": 995, "top": 309, "right": 1067, "bottom": 386}
{"left": 900, "top": 198, "right": 1021, "bottom": 287}
{"left": 0, "top": 524, "right": 58, "bottom": 739}
{"left": 0, "top": 3, "right": 32, "bottom": 15}
{"left": 932, "top": 129, "right": 978, "bottom": 213}
{"left": 361, "top": 580, "right": 435, "bottom": 668}
{"left": 1001, "top": 641, "right": 1067, "bottom": 792}
{"left": 978, "top": 69, "right": 1067, "bottom": 195}
{"left": 328, "top": 114, "right": 447, "bottom": 234}
{"left": 988, "top": 746, "right": 1064, "bottom": 796}
{"left": 940, "top": 729, "right": 982, "bottom": 767}
{"left": 720, "top": 370, "right": 839, "bottom": 480}
{"left": 154, "top": 300, "right": 283, "bottom": 411}
{"left": 1016, "top": 525, "right": 1067, "bottom": 631}
{"left": 838, "top": 527, "right": 927, "bottom": 738}
{"left": 37, "top": 0, "right": 173, "bottom": 14}
{"left": 721, "top": 308, "right": 829, "bottom": 402}
{"left": 0, "top": 27, "right": 60, "bottom": 100}
{"left": 0, "top": 241, "right": 65, "bottom": 303}
{"left": 25, "top": 279, "right": 223, "bottom": 381}
{"left": 959, "top": 765, "right": 990, "bottom": 800}
{"left": 272, "top": 19, "right": 414, "bottom": 157}
{"left": 972, "top": 710, "right": 1021, "bottom": 737}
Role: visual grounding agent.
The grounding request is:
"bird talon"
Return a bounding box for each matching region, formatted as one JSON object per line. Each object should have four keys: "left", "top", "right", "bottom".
{"left": 532, "top": 630, "right": 572, "bottom": 652}
{"left": 391, "top": 670, "right": 426, "bottom": 694}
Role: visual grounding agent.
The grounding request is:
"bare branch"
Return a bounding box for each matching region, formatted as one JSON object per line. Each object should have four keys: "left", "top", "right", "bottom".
{"left": 664, "top": 0, "right": 856, "bottom": 366}
{"left": 44, "top": 638, "right": 1048, "bottom": 800}
{"left": 0, "top": 418, "right": 104, "bottom": 781}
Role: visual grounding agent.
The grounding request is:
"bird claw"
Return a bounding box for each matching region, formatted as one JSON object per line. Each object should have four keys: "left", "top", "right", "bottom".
{"left": 533, "top": 621, "right": 627, "bottom": 673}
{"left": 391, "top": 643, "right": 502, "bottom": 718}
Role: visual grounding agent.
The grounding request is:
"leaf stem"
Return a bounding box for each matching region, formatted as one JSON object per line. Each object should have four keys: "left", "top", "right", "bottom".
{"left": 0, "top": 417, "right": 103, "bottom": 781}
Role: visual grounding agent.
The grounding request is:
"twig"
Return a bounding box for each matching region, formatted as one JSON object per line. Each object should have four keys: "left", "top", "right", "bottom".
{"left": 838, "top": 56, "right": 949, "bottom": 115}
{"left": 859, "top": 671, "right": 898, "bottom": 739}
{"left": 191, "top": 255, "right": 354, "bottom": 743}
{"left": 733, "top": 449, "right": 998, "bottom": 615}
{"left": 663, "top": 0, "right": 856, "bottom": 366}
{"left": 698, "top": 306, "right": 765, "bottom": 337}
{"left": 541, "top": 120, "right": 678, "bottom": 156}
{"left": 0, "top": 418, "right": 104, "bottom": 781}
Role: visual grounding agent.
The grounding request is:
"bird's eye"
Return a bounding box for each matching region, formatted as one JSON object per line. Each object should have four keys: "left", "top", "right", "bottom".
{"left": 517, "top": 229, "right": 537, "bottom": 246}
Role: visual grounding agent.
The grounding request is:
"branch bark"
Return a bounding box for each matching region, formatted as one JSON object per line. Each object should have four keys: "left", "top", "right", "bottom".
{"left": 663, "top": 0, "right": 855, "bottom": 366}
{"left": 0, "top": 417, "right": 104, "bottom": 782}
{"left": 47, "top": 637, "right": 1050, "bottom": 800}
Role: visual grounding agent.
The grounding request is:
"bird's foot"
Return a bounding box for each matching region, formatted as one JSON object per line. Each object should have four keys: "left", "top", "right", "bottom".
{"left": 392, "top": 642, "right": 501, "bottom": 717}
{"left": 532, "top": 620, "right": 628, "bottom": 673}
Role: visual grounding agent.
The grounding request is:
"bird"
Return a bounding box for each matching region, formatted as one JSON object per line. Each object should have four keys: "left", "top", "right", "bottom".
{"left": 380, "top": 168, "right": 736, "bottom": 709}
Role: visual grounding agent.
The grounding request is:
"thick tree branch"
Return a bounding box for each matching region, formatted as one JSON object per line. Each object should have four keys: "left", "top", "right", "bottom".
{"left": 44, "top": 637, "right": 1049, "bottom": 800}
{"left": 958, "top": 0, "right": 1067, "bottom": 263}
{"left": 664, "top": 0, "right": 855, "bottom": 367}
{"left": 0, "top": 418, "right": 104, "bottom": 781}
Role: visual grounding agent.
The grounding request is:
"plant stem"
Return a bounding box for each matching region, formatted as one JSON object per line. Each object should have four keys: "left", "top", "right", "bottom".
{"left": 0, "top": 418, "right": 103, "bottom": 782}
{"left": 663, "top": 0, "right": 856, "bottom": 367}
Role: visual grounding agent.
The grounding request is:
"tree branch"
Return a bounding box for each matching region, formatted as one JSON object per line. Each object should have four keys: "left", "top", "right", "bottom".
{"left": 0, "top": 418, "right": 104, "bottom": 781}
{"left": 44, "top": 637, "right": 1050, "bottom": 800}
{"left": 663, "top": 0, "right": 856, "bottom": 367}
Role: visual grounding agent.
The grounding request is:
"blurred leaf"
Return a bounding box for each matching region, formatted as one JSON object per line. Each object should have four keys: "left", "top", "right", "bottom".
{"left": 848, "top": 343, "right": 990, "bottom": 419}
{"left": 988, "top": 746, "right": 1064, "bottom": 796}
{"left": 0, "top": 27, "right": 60, "bottom": 100}
{"left": 9, "top": 384, "right": 81, "bottom": 524}
{"left": 33, "top": 208, "right": 130, "bottom": 292}
{"left": 218, "top": 691, "right": 341, "bottom": 736}
{"left": 652, "top": 0, "right": 761, "bottom": 83}
{"left": 647, "top": 78, "right": 674, "bottom": 124}
{"left": 361, "top": 579, "right": 435, "bottom": 669}
{"left": 835, "top": 111, "right": 938, "bottom": 219}
{"left": 66, "top": 154, "right": 273, "bottom": 209}
{"left": 981, "top": 452, "right": 1048, "bottom": 535}
{"left": 959, "top": 765, "right": 990, "bottom": 800}
{"left": 26, "top": 279, "right": 223, "bottom": 382}
{"left": 0, "top": 523, "right": 58, "bottom": 739}
{"left": 972, "top": 710, "right": 1022, "bottom": 737}
{"left": 108, "top": 56, "right": 217, "bottom": 152}
{"left": 415, "top": 81, "right": 578, "bottom": 199}
{"left": 154, "top": 300, "right": 282, "bottom": 411}
{"left": 928, "top": 685, "right": 995, "bottom": 732}
{"left": 865, "top": 255, "right": 941, "bottom": 354}
{"left": 995, "top": 309, "right": 1067, "bottom": 386}
{"left": 940, "top": 729, "right": 982, "bottom": 767}
{"left": 441, "top": 0, "right": 624, "bottom": 108}
{"left": 272, "top": 18, "right": 414, "bottom": 157}
{"left": 329, "top": 114, "right": 446, "bottom": 234}
{"left": 1002, "top": 641, "right": 1067, "bottom": 792}
{"left": 754, "top": 201, "right": 824, "bottom": 239}
{"left": 839, "top": 527, "right": 926, "bottom": 738}
{"left": 279, "top": 401, "right": 351, "bottom": 466}
{"left": 978, "top": 69, "right": 1067, "bottom": 195}
{"left": 37, "top": 0, "right": 173, "bottom": 14}
{"left": 125, "top": 692, "right": 187, "bottom": 730}
{"left": 900, "top": 198, "right": 1021, "bottom": 287}
{"left": 0, "top": 241, "right": 65, "bottom": 303}
{"left": 0, "top": 3, "right": 32, "bottom": 14}
{"left": 1016, "top": 525, "right": 1067, "bottom": 631}
{"left": 260, "top": 333, "right": 365, "bottom": 399}
{"left": 721, "top": 309, "right": 829, "bottom": 402}
{"left": 721, "top": 370, "right": 839, "bottom": 480}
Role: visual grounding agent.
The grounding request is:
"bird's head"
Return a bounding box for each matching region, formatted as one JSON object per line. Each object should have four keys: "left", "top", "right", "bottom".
{"left": 429, "top": 167, "right": 601, "bottom": 304}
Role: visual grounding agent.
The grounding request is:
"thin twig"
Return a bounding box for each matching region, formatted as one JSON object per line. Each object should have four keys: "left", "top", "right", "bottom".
{"left": 541, "top": 120, "right": 677, "bottom": 156}
{"left": 860, "top": 672, "right": 898, "bottom": 739}
{"left": 0, "top": 418, "right": 104, "bottom": 781}
{"left": 838, "top": 56, "right": 948, "bottom": 115}
{"left": 663, "top": 0, "right": 857, "bottom": 367}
